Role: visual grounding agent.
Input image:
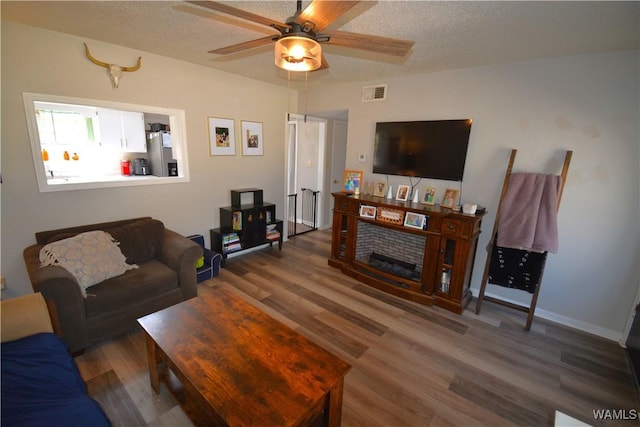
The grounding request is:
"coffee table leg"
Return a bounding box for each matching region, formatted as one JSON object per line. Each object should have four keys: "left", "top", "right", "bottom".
{"left": 144, "top": 332, "right": 161, "bottom": 394}
{"left": 326, "top": 378, "right": 345, "bottom": 427}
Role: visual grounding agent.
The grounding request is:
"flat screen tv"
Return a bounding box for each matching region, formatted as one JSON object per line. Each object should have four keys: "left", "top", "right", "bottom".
{"left": 373, "top": 119, "right": 472, "bottom": 181}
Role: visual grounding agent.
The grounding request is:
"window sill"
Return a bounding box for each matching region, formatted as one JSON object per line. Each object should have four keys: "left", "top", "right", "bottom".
{"left": 38, "top": 174, "right": 189, "bottom": 192}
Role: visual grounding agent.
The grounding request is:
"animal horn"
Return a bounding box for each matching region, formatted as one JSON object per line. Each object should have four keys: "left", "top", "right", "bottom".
{"left": 84, "top": 43, "right": 109, "bottom": 68}
{"left": 121, "top": 56, "right": 142, "bottom": 72}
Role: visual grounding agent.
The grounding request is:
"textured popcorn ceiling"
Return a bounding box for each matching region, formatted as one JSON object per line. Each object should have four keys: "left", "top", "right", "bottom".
{"left": 2, "top": 1, "right": 638, "bottom": 87}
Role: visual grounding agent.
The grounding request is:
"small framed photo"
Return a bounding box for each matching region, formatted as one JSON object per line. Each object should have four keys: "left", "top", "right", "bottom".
{"left": 241, "top": 121, "right": 263, "bottom": 156}
{"left": 359, "top": 205, "right": 377, "bottom": 219}
{"left": 396, "top": 184, "right": 410, "bottom": 201}
{"left": 404, "top": 212, "right": 427, "bottom": 229}
{"left": 441, "top": 188, "right": 459, "bottom": 209}
{"left": 208, "top": 117, "right": 236, "bottom": 156}
{"left": 421, "top": 187, "right": 437, "bottom": 205}
{"left": 372, "top": 182, "right": 387, "bottom": 197}
{"left": 342, "top": 170, "right": 363, "bottom": 193}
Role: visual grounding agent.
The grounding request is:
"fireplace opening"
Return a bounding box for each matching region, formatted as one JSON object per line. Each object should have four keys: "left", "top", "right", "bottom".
{"left": 368, "top": 252, "right": 420, "bottom": 280}
{"left": 355, "top": 221, "right": 426, "bottom": 285}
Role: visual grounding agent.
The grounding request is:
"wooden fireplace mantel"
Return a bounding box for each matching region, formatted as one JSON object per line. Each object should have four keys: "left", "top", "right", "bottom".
{"left": 329, "top": 192, "right": 486, "bottom": 314}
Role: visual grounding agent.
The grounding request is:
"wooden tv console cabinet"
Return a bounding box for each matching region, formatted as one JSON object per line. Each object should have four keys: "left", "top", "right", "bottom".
{"left": 329, "top": 192, "right": 486, "bottom": 314}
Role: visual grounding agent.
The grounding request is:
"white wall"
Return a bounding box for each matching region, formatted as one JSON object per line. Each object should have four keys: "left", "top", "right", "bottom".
{"left": 1, "top": 22, "right": 290, "bottom": 298}
{"left": 303, "top": 50, "right": 640, "bottom": 340}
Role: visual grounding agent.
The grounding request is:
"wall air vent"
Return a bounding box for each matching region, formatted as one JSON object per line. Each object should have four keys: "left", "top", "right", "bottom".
{"left": 362, "top": 84, "right": 387, "bottom": 102}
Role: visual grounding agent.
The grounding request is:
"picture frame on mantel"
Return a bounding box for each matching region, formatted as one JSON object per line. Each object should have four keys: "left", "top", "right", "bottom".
{"left": 421, "top": 187, "right": 437, "bottom": 205}
{"left": 342, "top": 170, "right": 363, "bottom": 193}
{"left": 241, "top": 120, "right": 263, "bottom": 156}
{"left": 441, "top": 188, "right": 459, "bottom": 208}
{"left": 404, "top": 212, "right": 426, "bottom": 229}
{"left": 396, "top": 184, "right": 410, "bottom": 201}
{"left": 373, "top": 182, "right": 387, "bottom": 197}
{"left": 359, "top": 205, "right": 377, "bottom": 219}
{"left": 208, "top": 117, "right": 236, "bottom": 156}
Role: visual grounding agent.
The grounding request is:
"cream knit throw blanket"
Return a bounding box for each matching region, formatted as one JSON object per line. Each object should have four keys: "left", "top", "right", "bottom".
{"left": 40, "top": 230, "right": 138, "bottom": 296}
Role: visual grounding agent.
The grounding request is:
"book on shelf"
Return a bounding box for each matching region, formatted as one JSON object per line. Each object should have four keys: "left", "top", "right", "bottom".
{"left": 223, "top": 232, "right": 240, "bottom": 243}
{"left": 224, "top": 242, "right": 242, "bottom": 253}
{"left": 222, "top": 232, "right": 242, "bottom": 252}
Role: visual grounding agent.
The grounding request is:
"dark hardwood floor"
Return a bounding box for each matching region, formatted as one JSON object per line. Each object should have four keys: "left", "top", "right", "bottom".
{"left": 75, "top": 229, "right": 639, "bottom": 426}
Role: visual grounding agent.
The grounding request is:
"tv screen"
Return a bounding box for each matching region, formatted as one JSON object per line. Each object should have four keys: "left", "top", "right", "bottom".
{"left": 373, "top": 119, "right": 472, "bottom": 181}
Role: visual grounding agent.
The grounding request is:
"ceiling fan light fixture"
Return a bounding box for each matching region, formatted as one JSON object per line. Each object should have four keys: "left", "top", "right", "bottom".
{"left": 275, "top": 36, "right": 322, "bottom": 72}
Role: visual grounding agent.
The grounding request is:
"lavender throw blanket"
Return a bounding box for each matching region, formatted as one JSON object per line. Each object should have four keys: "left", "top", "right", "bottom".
{"left": 497, "top": 173, "right": 561, "bottom": 253}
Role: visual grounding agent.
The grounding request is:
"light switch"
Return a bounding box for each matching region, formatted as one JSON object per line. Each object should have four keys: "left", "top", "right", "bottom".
{"left": 306, "top": 160, "right": 313, "bottom": 168}
{"left": 358, "top": 154, "right": 367, "bottom": 163}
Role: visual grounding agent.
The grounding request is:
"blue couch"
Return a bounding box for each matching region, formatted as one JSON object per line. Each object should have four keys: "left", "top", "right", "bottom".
{"left": 1, "top": 293, "right": 110, "bottom": 426}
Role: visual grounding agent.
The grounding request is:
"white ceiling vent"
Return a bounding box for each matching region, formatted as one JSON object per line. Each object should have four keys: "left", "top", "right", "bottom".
{"left": 362, "top": 84, "right": 387, "bottom": 102}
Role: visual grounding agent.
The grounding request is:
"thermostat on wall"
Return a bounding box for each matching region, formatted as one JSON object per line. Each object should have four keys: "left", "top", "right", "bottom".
{"left": 358, "top": 154, "right": 367, "bottom": 163}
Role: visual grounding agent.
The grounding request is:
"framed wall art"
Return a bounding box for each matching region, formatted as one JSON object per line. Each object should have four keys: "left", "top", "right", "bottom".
{"left": 441, "top": 188, "right": 459, "bottom": 209}
{"left": 404, "top": 212, "right": 427, "bottom": 229}
{"left": 241, "top": 121, "right": 263, "bottom": 156}
{"left": 342, "top": 170, "right": 363, "bottom": 193}
{"left": 396, "top": 184, "right": 410, "bottom": 201}
{"left": 421, "top": 187, "right": 437, "bottom": 205}
{"left": 208, "top": 117, "right": 236, "bottom": 156}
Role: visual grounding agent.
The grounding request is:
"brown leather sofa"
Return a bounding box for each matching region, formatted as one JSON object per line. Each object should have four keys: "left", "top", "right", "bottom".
{"left": 23, "top": 217, "right": 202, "bottom": 353}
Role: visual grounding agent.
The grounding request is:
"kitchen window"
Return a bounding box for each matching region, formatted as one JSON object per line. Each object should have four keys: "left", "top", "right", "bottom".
{"left": 23, "top": 92, "right": 190, "bottom": 192}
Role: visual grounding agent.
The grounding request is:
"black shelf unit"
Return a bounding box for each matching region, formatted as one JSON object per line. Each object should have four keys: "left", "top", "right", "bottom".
{"left": 211, "top": 189, "right": 283, "bottom": 266}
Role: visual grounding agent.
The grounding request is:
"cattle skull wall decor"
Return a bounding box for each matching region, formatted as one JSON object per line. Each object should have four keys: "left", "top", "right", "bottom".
{"left": 84, "top": 43, "right": 141, "bottom": 88}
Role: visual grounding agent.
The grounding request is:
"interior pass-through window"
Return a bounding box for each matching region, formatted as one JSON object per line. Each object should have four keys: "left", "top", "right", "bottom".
{"left": 23, "top": 92, "right": 190, "bottom": 192}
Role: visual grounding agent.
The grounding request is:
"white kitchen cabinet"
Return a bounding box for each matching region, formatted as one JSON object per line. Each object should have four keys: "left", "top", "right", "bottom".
{"left": 97, "top": 108, "right": 146, "bottom": 152}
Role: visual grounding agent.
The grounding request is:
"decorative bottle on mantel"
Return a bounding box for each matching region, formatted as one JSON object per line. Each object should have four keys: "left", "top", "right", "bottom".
{"left": 412, "top": 189, "right": 420, "bottom": 203}
{"left": 386, "top": 186, "right": 393, "bottom": 199}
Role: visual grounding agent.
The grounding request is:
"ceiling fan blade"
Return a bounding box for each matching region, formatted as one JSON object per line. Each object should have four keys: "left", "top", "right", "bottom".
{"left": 187, "top": 1, "right": 290, "bottom": 32}
{"left": 296, "top": 0, "right": 360, "bottom": 32}
{"left": 209, "top": 35, "right": 276, "bottom": 55}
{"left": 326, "top": 30, "right": 414, "bottom": 56}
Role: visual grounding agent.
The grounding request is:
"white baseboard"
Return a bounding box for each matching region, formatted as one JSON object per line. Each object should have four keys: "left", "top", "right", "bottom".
{"left": 471, "top": 289, "right": 623, "bottom": 344}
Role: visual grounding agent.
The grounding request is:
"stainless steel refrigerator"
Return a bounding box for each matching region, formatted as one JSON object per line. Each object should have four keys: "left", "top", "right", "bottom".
{"left": 146, "top": 131, "right": 175, "bottom": 177}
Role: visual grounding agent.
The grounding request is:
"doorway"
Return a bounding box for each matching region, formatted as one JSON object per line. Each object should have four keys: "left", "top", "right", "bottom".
{"left": 285, "top": 114, "right": 326, "bottom": 238}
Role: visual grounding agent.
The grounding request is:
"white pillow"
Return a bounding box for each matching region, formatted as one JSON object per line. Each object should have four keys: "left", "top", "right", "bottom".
{"left": 39, "top": 230, "right": 138, "bottom": 296}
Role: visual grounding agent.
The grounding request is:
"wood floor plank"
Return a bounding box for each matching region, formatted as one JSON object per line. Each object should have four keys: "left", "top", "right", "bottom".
{"left": 86, "top": 369, "right": 147, "bottom": 426}
{"left": 76, "top": 229, "right": 638, "bottom": 427}
{"left": 448, "top": 374, "right": 552, "bottom": 426}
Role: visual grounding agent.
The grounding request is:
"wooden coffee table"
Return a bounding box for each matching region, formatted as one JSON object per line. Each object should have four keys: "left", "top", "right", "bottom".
{"left": 137, "top": 288, "right": 351, "bottom": 426}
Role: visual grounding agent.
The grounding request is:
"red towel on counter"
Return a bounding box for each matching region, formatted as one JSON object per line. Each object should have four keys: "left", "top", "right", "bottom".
{"left": 497, "top": 173, "right": 561, "bottom": 253}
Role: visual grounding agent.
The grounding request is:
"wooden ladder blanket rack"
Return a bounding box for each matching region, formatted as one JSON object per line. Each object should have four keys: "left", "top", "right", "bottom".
{"left": 475, "top": 149, "right": 572, "bottom": 330}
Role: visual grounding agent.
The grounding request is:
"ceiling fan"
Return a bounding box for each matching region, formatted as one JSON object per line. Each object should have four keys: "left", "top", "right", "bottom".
{"left": 186, "top": 0, "right": 414, "bottom": 72}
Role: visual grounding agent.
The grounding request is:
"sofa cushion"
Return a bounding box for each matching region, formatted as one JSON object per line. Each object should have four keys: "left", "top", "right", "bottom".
{"left": 39, "top": 230, "right": 137, "bottom": 297}
{"left": 84, "top": 260, "right": 178, "bottom": 318}
{"left": 1, "top": 332, "right": 110, "bottom": 427}
{"left": 105, "top": 218, "right": 165, "bottom": 264}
